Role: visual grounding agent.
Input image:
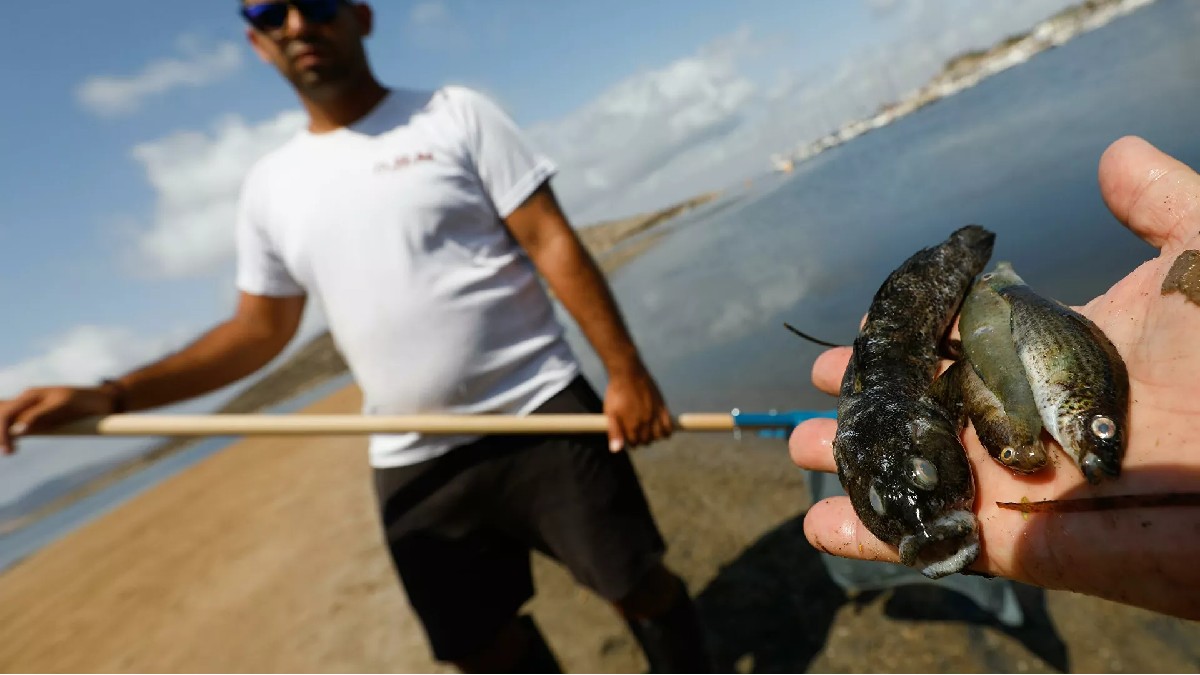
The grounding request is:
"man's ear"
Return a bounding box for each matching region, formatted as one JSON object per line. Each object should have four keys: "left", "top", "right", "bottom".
{"left": 351, "top": 2, "right": 374, "bottom": 37}
{"left": 246, "top": 28, "right": 273, "bottom": 64}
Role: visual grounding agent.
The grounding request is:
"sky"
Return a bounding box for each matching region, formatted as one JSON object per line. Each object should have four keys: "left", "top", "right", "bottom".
{"left": 0, "top": 0, "right": 1084, "bottom": 502}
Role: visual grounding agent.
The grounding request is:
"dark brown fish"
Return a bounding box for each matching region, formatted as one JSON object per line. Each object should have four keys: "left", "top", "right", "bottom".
{"left": 834, "top": 225, "right": 994, "bottom": 579}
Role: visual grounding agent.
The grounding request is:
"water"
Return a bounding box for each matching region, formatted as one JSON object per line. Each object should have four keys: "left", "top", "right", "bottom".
{"left": 565, "top": 0, "right": 1200, "bottom": 615}
{"left": 6, "top": 0, "right": 1199, "bottom": 576}
{"left": 573, "top": 0, "right": 1200, "bottom": 419}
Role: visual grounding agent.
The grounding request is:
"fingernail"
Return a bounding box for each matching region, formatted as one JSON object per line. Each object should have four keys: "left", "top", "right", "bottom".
{"left": 609, "top": 439, "right": 624, "bottom": 453}
{"left": 10, "top": 423, "right": 26, "bottom": 436}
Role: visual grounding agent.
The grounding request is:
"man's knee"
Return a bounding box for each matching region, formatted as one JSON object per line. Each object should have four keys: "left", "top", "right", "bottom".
{"left": 448, "top": 615, "right": 561, "bottom": 674}
{"left": 617, "top": 565, "right": 717, "bottom": 673}
{"left": 616, "top": 562, "right": 684, "bottom": 619}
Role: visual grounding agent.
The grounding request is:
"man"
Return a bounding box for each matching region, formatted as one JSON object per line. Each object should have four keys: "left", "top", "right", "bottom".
{"left": 0, "top": 1, "right": 713, "bottom": 671}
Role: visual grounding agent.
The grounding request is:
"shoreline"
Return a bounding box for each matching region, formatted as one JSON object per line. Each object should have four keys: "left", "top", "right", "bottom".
{"left": 772, "top": 0, "right": 1156, "bottom": 169}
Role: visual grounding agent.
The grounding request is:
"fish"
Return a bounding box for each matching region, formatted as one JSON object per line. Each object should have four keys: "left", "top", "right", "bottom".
{"left": 834, "top": 224, "right": 994, "bottom": 579}
{"left": 956, "top": 262, "right": 1050, "bottom": 473}
{"left": 999, "top": 278, "right": 1130, "bottom": 484}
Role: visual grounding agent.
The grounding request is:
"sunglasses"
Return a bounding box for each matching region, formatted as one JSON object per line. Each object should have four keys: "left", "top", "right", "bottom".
{"left": 241, "top": 0, "right": 347, "bottom": 32}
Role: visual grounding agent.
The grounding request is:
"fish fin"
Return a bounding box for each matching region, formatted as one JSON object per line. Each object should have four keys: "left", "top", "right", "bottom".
{"left": 929, "top": 360, "right": 967, "bottom": 429}
{"left": 783, "top": 322, "right": 845, "bottom": 348}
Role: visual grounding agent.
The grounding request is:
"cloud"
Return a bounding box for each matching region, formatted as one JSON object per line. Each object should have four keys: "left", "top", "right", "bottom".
{"left": 528, "top": 28, "right": 760, "bottom": 222}
{"left": 0, "top": 325, "right": 182, "bottom": 398}
{"left": 76, "top": 38, "right": 243, "bottom": 117}
{"left": 131, "top": 110, "right": 306, "bottom": 278}
{"left": 121, "top": 0, "right": 1089, "bottom": 276}
{"left": 405, "top": 0, "right": 470, "bottom": 50}
{"left": 522, "top": 1, "right": 1088, "bottom": 223}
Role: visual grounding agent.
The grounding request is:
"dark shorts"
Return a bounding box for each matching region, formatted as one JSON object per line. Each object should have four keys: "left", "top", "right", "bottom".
{"left": 372, "top": 377, "right": 667, "bottom": 661}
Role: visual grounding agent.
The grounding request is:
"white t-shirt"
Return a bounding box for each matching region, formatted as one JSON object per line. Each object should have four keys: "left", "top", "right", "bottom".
{"left": 235, "top": 86, "right": 581, "bottom": 468}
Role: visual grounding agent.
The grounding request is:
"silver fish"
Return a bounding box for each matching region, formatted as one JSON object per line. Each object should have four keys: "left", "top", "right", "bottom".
{"left": 999, "top": 279, "right": 1130, "bottom": 484}
{"left": 958, "top": 262, "right": 1050, "bottom": 473}
{"left": 834, "top": 225, "right": 994, "bottom": 579}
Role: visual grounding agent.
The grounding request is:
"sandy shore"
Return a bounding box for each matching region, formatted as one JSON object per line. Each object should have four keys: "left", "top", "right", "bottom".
{"left": 3, "top": 380, "right": 1199, "bottom": 672}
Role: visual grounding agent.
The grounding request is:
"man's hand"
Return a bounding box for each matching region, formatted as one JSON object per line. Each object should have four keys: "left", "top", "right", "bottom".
{"left": 0, "top": 386, "right": 117, "bottom": 455}
{"left": 603, "top": 364, "right": 674, "bottom": 452}
{"left": 0, "top": 292, "right": 305, "bottom": 457}
{"left": 788, "top": 136, "right": 1200, "bottom": 621}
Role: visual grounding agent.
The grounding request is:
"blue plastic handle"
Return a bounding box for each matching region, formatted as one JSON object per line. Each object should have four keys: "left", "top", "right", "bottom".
{"left": 730, "top": 408, "right": 837, "bottom": 438}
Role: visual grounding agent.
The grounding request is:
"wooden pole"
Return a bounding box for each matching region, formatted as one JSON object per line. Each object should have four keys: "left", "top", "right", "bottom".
{"left": 36, "top": 412, "right": 740, "bottom": 437}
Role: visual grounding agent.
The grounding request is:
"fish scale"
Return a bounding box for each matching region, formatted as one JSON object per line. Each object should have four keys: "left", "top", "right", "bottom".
{"left": 956, "top": 263, "right": 1050, "bottom": 473}
{"left": 1001, "top": 284, "right": 1129, "bottom": 483}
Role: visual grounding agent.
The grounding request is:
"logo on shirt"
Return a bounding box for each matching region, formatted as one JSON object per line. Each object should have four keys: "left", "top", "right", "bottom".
{"left": 374, "top": 152, "right": 435, "bottom": 173}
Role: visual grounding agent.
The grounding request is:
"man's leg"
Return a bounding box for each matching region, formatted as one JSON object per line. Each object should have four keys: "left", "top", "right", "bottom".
{"left": 509, "top": 378, "right": 716, "bottom": 673}
{"left": 451, "top": 615, "right": 561, "bottom": 674}
{"left": 373, "top": 448, "right": 563, "bottom": 673}
{"left": 617, "top": 564, "right": 716, "bottom": 673}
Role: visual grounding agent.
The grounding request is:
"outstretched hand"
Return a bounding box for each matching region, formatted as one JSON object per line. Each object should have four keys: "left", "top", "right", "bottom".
{"left": 789, "top": 136, "right": 1200, "bottom": 621}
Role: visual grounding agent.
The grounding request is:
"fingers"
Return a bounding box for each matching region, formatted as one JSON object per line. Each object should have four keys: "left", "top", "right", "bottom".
{"left": 653, "top": 405, "right": 674, "bottom": 442}
{"left": 789, "top": 417, "right": 837, "bottom": 472}
{"left": 606, "top": 412, "right": 626, "bottom": 453}
{"left": 14, "top": 398, "right": 74, "bottom": 435}
{"left": 803, "top": 496, "right": 900, "bottom": 564}
{"left": 0, "top": 392, "right": 39, "bottom": 455}
{"left": 1098, "top": 135, "right": 1200, "bottom": 253}
{"left": 625, "top": 401, "right": 672, "bottom": 448}
{"left": 812, "top": 347, "right": 851, "bottom": 395}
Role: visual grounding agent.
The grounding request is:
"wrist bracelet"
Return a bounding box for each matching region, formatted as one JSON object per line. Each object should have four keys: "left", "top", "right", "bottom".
{"left": 99, "top": 378, "right": 128, "bottom": 414}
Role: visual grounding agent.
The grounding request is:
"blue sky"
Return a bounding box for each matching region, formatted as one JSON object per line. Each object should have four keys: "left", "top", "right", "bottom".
{"left": 0, "top": 0, "right": 1082, "bottom": 501}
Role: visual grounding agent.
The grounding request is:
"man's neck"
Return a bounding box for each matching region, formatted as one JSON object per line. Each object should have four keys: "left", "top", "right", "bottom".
{"left": 301, "top": 79, "right": 390, "bottom": 134}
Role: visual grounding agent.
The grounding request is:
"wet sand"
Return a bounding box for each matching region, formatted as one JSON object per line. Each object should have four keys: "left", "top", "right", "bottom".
{"left": 2, "top": 379, "right": 1199, "bottom": 672}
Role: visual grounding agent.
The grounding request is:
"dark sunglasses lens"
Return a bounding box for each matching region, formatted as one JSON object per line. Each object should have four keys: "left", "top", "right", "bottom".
{"left": 295, "top": 0, "right": 341, "bottom": 23}
{"left": 242, "top": 3, "right": 289, "bottom": 30}
{"left": 242, "top": 0, "right": 340, "bottom": 30}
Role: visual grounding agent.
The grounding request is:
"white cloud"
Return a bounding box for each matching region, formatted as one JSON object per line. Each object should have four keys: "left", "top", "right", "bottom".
{"left": 77, "top": 37, "right": 244, "bottom": 118}
{"left": 410, "top": 0, "right": 451, "bottom": 26}
{"left": 0, "top": 325, "right": 182, "bottom": 398}
{"left": 529, "top": 28, "right": 760, "bottom": 222}
{"left": 131, "top": 110, "right": 306, "bottom": 278}
{"left": 522, "top": 1, "right": 1090, "bottom": 223}
{"left": 405, "top": 0, "right": 470, "bottom": 50}
{"left": 121, "top": 0, "right": 1092, "bottom": 277}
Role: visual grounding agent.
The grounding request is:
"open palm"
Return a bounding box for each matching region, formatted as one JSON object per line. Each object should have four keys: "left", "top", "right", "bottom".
{"left": 789, "top": 136, "right": 1200, "bottom": 621}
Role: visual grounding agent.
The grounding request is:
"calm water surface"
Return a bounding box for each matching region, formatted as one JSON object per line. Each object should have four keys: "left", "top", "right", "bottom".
{"left": 574, "top": 0, "right": 1200, "bottom": 418}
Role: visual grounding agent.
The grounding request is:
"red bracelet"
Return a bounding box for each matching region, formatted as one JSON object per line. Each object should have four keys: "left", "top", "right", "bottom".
{"left": 99, "top": 378, "right": 128, "bottom": 414}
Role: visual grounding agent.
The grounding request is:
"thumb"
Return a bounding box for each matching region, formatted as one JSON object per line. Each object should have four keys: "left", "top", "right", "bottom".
{"left": 1098, "top": 135, "right": 1200, "bottom": 254}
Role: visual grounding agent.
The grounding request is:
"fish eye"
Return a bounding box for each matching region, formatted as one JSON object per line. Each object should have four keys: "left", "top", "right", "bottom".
{"left": 1090, "top": 416, "right": 1117, "bottom": 440}
{"left": 869, "top": 484, "right": 886, "bottom": 515}
{"left": 981, "top": 273, "right": 994, "bottom": 281}
{"left": 1001, "top": 447, "right": 1016, "bottom": 462}
{"left": 909, "top": 457, "right": 939, "bottom": 490}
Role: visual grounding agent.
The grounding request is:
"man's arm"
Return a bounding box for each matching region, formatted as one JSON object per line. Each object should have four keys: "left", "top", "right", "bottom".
{"left": 504, "top": 183, "right": 672, "bottom": 451}
{"left": 0, "top": 292, "right": 306, "bottom": 454}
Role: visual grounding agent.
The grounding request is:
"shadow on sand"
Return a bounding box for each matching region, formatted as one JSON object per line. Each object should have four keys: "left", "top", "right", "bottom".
{"left": 693, "top": 512, "right": 1070, "bottom": 673}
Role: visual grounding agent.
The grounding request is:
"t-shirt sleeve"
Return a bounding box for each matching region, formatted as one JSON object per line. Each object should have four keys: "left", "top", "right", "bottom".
{"left": 446, "top": 86, "right": 558, "bottom": 218}
{"left": 234, "top": 168, "right": 305, "bottom": 297}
